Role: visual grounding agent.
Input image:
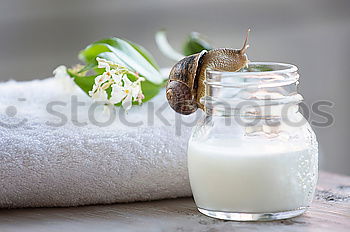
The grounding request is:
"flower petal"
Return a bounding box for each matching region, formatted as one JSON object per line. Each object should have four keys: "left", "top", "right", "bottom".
{"left": 95, "top": 74, "right": 109, "bottom": 86}
{"left": 89, "top": 84, "right": 98, "bottom": 96}
{"left": 122, "top": 75, "right": 132, "bottom": 87}
{"left": 136, "top": 93, "right": 144, "bottom": 104}
{"left": 91, "top": 88, "right": 108, "bottom": 102}
{"left": 112, "top": 73, "right": 123, "bottom": 84}
{"left": 131, "top": 84, "right": 141, "bottom": 99}
{"left": 109, "top": 84, "right": 127, "bottom": 104}
{"left": 96, "top": 57, "right": 109, "bottom": 69}
{"left": 122, "top": 93, "right": 132, "bottom": 111}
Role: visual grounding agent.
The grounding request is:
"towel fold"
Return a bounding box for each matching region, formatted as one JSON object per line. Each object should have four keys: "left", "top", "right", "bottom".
{"left": 0, "top": 76, "right": 199, "bottom": 208}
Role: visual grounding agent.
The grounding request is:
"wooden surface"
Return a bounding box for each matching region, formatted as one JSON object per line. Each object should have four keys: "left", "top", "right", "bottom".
{"left": 0, "top": 172, "right": 349, "bottom": 232}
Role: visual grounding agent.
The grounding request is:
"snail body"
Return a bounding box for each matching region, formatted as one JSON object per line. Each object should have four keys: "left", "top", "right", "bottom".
{"left": 166, "top": 30, "right": 250, "bottom": 115}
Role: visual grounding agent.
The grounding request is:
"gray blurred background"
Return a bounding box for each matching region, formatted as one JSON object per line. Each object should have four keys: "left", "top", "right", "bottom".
{"left": 0, "top": 0, "right": 349, "bottom": 175}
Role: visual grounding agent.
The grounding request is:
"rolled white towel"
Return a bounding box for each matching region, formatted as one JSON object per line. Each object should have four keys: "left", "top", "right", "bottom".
{"left": 0, "top": 76, "right": 200, "bottom": 208}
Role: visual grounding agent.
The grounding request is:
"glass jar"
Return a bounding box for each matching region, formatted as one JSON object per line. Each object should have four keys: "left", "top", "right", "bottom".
{"left": 187, "top": 62, "right": 318, "bottom": 221}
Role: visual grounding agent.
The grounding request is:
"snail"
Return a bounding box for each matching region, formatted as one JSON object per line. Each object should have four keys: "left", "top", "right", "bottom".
{"left": 166, "top": 30, "right": 250, "bottom": 115}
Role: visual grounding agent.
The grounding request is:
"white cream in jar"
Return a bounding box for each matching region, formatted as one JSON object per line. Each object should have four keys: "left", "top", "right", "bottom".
{"left": 188, "top": 138, "right": 318, "bottom": 213}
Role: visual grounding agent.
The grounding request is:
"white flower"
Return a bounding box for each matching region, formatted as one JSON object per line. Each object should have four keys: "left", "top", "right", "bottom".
{"left": 109, "top": 84, "right": 125, "bottom": 105}
{"left": 109, "top": 78, "right": 132, "bottom": 110}
{"left": 90, "top": 57, "right": 145, "bottom": 110}
{"left": 97, "top": 58, "right": 109, "bottom": 69}
{"left": 104, "top": 69, "right": 123, "bottom": 84}
{"left": 89, "top": 86, "right": 108, "bottom": 102}
{"left": 131, "top": 77, "right": 145, "bottom": 103}
{"left": 96, "top": 57, "right": 112, "bottom": 69}
{"left": 111, "top": 73, "right": 123, "bottom": 83}
{"left": 94, "top": 73, "right": 110, "bottom": 86}
{"left": 97, "top": 57, "right": 126, "bottom": 71}
{"left": 96, "top": 58, "right": 124, "bottom": 85}
{"left": 89, "top": 84, "right": 98, "bottom": 94}
{"left": 136, "top": 93, "right": 145, "bottom": 104}
{"left": 109, "top": 76, "right": 144, "bottom": 110}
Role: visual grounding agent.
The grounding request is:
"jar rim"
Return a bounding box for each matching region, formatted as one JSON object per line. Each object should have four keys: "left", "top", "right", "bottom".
{"left": 207, "top": 62, "right": 298, "bottom": 77}
{"left": 205, "top": 62, "right": 299, "bottom": 88}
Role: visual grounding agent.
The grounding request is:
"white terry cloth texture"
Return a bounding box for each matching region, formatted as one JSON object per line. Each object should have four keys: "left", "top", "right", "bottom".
{"left": 0, "top": 75, "right": 200, "bottom": 208}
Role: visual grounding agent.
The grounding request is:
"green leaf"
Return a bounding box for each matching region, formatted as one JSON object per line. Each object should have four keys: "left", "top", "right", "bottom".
{"left": 98, "top": 52, "right": 129, "bottom": 68}
{"left": 182, "top": 32, "right": 213, "bottom": 56}
{"left": 67, "top": 69, "right": 95, "bottom": 95}
{"left": 127, "top": 41, "right": 160, "bottom": 71}
{"left": 79, "top": 38, "right": 163, "bottom": 85}
{"left": 79, "top": 44, "right": 110, "bottom": 64}
{"left": 141, "top": 80, "right": 162, "bottom": 102}
{"left": 73, "top": 37, "right": 165, "bottom": 105}
{"left": 73, "top": 76, "right": 95, "bottom": 96}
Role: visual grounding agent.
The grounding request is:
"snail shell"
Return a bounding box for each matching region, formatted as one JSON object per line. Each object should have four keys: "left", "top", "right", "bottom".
{"left": 166, "top": 50, "right": 207, "bottom": 115}
{"left": 166, "top": 30, "right": 250, "bottom": 115}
